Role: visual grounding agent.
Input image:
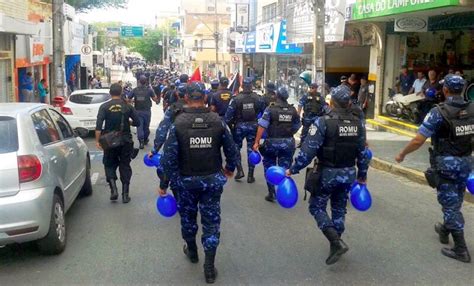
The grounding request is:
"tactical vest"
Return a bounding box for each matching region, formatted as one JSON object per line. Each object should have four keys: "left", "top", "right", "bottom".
{"left": 235, "top": 92, "right": 259, "bottom": 122}
{"left": 319, "top": 108, "right": 362, "bottom": 168}
{"left": 174, "top": 108, "right": 223, "bottom": 176}
{"left": 134, "top": 86, "right": 152, "bottom": 110}
{"left": 432, "top": 101, "right": 474, "bottom": 157}
{"left": 267, "top": 102, "right": 296, "bottom": 138}
{"left": 304, "top": 92, "right": 324, "bottom": 115}
{"left": 263, "top": 92, "right": 277, "bottom": 106}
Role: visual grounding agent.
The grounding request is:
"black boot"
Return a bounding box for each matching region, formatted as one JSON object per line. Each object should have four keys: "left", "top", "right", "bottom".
{"left": 139, "top": 140, "right": 145, "bottom": 149}
{"left": 247, "top": 167, "right": 255, "bottom": 184}
{"left": 265, "top": 184, "right": 275, "bottom": 202}
{"left": 204, "top": 251, "right": 218, "bottom": 284}
{"left": 322, "top": 227, "right": 349, "bottom": 265}
{"left": 441, "top": 230, "right": 471, "bottom": 263}
{"left": 122, "top": 183, "right": 131, "bottom": 204}
{"left": 144, "top": 139, "right": 149, "bottom": 145}
{"left": 109, "top": 180, "right": 118, "bottom": 201}
{"left": 235, "top": 163, "right": 245, "bottom": 180}
{"left": 183, "top": 240, "right": 199, "bottom": 263}
{"left": 434, "top": 222, "right": 450, "bottom": 244}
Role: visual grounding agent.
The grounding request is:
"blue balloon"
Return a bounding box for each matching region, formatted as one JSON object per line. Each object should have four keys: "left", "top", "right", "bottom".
{"left": 350, "top": 181, "right": 360, "bottom": 193}
{"left": 276, "top": 178, "right": 298, "bottom": 209}
{"left": 144, "top": 153, "right": 161, "bottom": 167}
{"left": 351, "top": 184, "right": 372, "bottom": 212}
{"left": 365, "top": 148, "right": 373, "bottom": 161}
{"left": 257, "top": 112, "right": 263, "bottom": 119}
{"left": 467, "top": 173, "right": 474, "bottom": 195}
{"left": 157, "top": 195, "right": 177, "bottom": 218}
{"left": 265, "top": 166, "right": 286, "bottom": 185}
{"left": 249, "top": 151, "right": 261, "bottom": 165}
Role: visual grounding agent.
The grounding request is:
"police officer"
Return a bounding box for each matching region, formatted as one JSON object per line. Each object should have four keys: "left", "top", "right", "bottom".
{"left": 206, "top": 79, "right": 220, "bottom": 107}
{"left": 286, "top": 85, "right": 369, "bottom": 265}
{"left": 129, "top": 75, "right": 158, "bottom": 149}
{"left": 210, "top": 77, "right": 232, "bottom": 118}
{"left": 159, "top": 82, "right": 240, "bottom": 283}
{"left": 262, "top": 82, "right": 277, "bottom": 107}
{"left": 298, "top": 83, "right": 329, "bottom": 147}
{"left": 253, "top": 87, "right": 301, "bottom": 202}
{"left": 225, "top": 77, "right": 266, "bottom": 183}
{"left": 395, "top": 74, "right": 472, "bottom": 263}
{"left": 95, "top": 83, "right": 140, "bottom": 203}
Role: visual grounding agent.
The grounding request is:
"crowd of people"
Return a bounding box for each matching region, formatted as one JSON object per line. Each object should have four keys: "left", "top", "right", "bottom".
{"left": 93, "top": 69, "right": 472, "bottom": 283}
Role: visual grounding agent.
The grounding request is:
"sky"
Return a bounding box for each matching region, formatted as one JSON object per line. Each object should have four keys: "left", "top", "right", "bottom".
{"left": 78, "top": 0, "right": 180, "bottom": 26}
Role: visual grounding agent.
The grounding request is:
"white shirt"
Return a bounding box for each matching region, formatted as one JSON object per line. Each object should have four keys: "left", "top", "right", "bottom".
{"left": 412, "top": 78, "right": 427, "bottom": 93}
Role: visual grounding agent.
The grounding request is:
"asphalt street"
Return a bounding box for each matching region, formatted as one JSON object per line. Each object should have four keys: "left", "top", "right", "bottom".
{"left": 1, "top": 115, "right": 473, "bottom": 285}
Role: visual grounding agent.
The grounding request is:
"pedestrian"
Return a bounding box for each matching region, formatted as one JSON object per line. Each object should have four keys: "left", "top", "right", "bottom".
{"left": 262, "top": 82, "right": 277, "bottom": 107}
{"left": 37, "top": 79, "right": 48, "bottom": 104}
{"left": 20, "top": 72, "right": 34, "bottom": 102}
{"left": 129, "top": 75, "right": 158, "bottom": 149}
{"left": 397, "top": 65, "right": 415, "bottom": 95}
{"left": 225, "top": 77, "right": 266, "bottom": 183}
{"left": 395, "top": 74, "right": 472, "bottom": 263}
{"left": 410, "top": 71, "right": 427, "bottom": 94}
{"left": 159, "top": 82, "right": 240, "bottom": 284}
{"left": 210, "top": 77, "right": 232, "bottom": 118}
{"left": 297, "top": 83, "right": 329, "bottom": 147}
{"left": 68, "top": 72, "right": 76, "bottom": 93}
{"left": 95, "top": 83, "right": 140, "bottom": 203}
{"left": 286, "top": 85, "right": 369, "bottom": 265}
{"left": 418, "top": 69, "right": 443, "bottom": 122}
{"left": 358, "top": 77, "right": 369, "bottom": 114}
{"left": 253, "top": 87, "right": 301, "bottom": 202}
{"left": 206, "top": 79, "right": 219, "bottom": 107}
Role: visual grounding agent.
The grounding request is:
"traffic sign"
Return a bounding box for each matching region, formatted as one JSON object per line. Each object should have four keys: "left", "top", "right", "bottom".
{"left": 231, "top": 55, "right": 240, "bottom": 63}
{"left": 121, "top": 26, "right": 144, "bottom": 38}
{"left": 80, "top": 44, "right": 93, "bottom": 67}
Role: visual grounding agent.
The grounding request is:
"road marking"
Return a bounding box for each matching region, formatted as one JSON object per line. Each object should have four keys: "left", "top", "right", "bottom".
{"left": 377, "top": 115, "right": 418, "bottom": 130}
{"left": 91, "top": 172, "right": 99, "bottom": 185}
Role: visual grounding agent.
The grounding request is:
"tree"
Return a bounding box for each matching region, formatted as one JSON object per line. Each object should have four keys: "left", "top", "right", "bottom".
{"left": 65, "top": 0, "right": 128, "bottom": 12}
{"left": 126, "top": 27, "right": 177, "bottom": 63}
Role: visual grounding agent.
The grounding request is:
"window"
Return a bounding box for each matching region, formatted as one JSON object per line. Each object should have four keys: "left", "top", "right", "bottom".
{"left": 31, "top": 109, "right": 61, "bottom": 145}
{"left": 262, "top": 3, "right": 277, "bottom": 23}
{"left": 49, "top": 109, "right": 74, "bottom": 139}
{"left": 69, "top": 93, "right": 111, "bottom": 104}
{"left": 0, "top": 116, "right": 18, "bottom": 154}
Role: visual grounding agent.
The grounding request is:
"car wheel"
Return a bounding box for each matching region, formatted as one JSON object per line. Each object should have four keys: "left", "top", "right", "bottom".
{"left": 80, "top": 157, "right": 93, "bottom": 197}
{"left": 37, "top": 194, "right": 67, "bottom": 255}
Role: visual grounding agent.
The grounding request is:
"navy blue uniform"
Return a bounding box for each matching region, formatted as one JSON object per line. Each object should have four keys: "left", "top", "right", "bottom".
{"left": 258, "top": 100, "right": 301, "bottom": 196}
{"left": 418, "top": 96, "right": 472, "bottom": 232}
{"left": 225, "top": 92, "right": 265, "bottom": 168}
{"left": 290, "top": 108, "right": 369, "bottom": 236}
{"left": 211, "top": 88, "right": 233, "bottom": 117}
{"left": 161, "top": 108, "right": 240, "bottom": 253}
{"left": 298, "top": 92, "right": 330, "bottom": 144}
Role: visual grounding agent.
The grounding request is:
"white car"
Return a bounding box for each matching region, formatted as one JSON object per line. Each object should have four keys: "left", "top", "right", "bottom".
{"left": 61, "top": 89, "right": 111, "bottom": 131}
{"left": 0, "top": 103, "right": 91, "bottom": 255}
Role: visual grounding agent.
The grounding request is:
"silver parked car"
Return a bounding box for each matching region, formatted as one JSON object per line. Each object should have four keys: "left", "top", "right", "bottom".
{"left": 0, "top": 103, "right": 92, "bottom": 255}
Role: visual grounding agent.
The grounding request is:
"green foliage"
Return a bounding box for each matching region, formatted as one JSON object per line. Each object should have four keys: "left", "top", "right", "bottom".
{"left": 126, "top": 27, "right": 177, "bottom": 63}
{"left": 65, "top": 0, "right": 128, "bottom": 12}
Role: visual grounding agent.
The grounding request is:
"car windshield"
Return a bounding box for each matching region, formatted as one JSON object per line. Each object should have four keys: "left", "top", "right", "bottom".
{"left": 0, "top": 116, "right": 18, "bottom": 154}
{"left": 69, "top": 93, "right": 111, "bottom": 104}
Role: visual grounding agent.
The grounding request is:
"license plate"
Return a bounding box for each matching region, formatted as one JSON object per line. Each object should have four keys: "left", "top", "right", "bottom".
{"left": 82, "top": 120, "right": 96, "bottom": 127}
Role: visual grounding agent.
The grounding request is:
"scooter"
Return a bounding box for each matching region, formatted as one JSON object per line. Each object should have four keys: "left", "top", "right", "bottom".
{"left": 384, "top": 88, "right": 424, "bottom": 124}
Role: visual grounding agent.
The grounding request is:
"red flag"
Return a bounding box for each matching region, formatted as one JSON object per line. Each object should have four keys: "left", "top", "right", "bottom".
{"left": 189, "top": 67, "right": 201, "bottom": 82}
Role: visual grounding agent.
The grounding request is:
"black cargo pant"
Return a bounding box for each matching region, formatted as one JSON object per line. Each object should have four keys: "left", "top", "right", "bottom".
{"left": 103, "top": 141, "right": 133, "bottom": 184}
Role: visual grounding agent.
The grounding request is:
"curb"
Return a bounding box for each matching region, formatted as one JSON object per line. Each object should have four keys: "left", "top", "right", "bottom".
{"left": 370, "top": 157, "right": 474, "bottom": 204}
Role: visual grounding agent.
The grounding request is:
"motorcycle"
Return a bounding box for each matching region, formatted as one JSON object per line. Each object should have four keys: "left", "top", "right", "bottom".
{"left": 384, "top": 88, "right": 424, "bottom": 124}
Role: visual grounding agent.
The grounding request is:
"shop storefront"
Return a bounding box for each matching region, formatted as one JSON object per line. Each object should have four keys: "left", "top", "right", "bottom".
{"left": 349, "top": 0, "right": 474, "bottom": 122}
{"left": 0, "top": 33, "right": 15, "bottom": 103}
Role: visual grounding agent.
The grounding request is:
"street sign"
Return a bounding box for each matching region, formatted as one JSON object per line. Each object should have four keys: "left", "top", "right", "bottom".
{"left": 121, "top": 26, "right": 144, "bottom": 38}
{"left": 231, "top": 55, "right": 240, "bottom": 63}
{"left": 80, "top": 44, "right": 93, "bottom": 67}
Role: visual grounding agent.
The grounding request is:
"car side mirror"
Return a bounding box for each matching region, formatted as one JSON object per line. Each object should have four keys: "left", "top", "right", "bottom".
{"left": 74, "top": 127, "right": 89, "bottom": 138}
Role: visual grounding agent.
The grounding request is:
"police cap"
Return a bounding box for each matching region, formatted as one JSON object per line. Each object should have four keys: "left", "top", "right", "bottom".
{"left": 219, "top": 77, "right": 229, "bottom": 86}
{"left": 276, "top": 87, "right": 289, "bottom": 100}
{"left": 440, "top": 74, "right": 465, "bottom": 94}
{"left": 243, "top": 77, "right": 253, "bottom": 87}
{"left": 177, "top": 83, "right": 187, "bottom": 98}
{"left": 179, "top": 74, "right": 189, "bottom": 83}
{"left": 331, "top": 85, "right": 351, "bottom": 106}
{"left": 211, "top": 79, "right": 219, "bottom": 87}
{"left": 187, "top": 82, "right": 205, "bottom": 100}
{"left": 309, "top": 82, "right": 318, "bottom": 89}
{"left": 266, "top": 82, "right": 276, "bottom": 92}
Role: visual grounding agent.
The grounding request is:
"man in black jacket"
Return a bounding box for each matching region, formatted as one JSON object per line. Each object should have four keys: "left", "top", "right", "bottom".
{"left": 96, "top": 83, "right": 140, "bottom": 203}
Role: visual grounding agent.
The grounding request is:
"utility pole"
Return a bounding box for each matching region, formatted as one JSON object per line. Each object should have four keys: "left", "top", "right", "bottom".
{"left": 214, "top": 0, "right": 219, "bottom": 77}
{"left": 311, "top": 0, "right": 325, "bottom": 96}
{"left": 52, "top": 0, "right": 65, "bottom": 97}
